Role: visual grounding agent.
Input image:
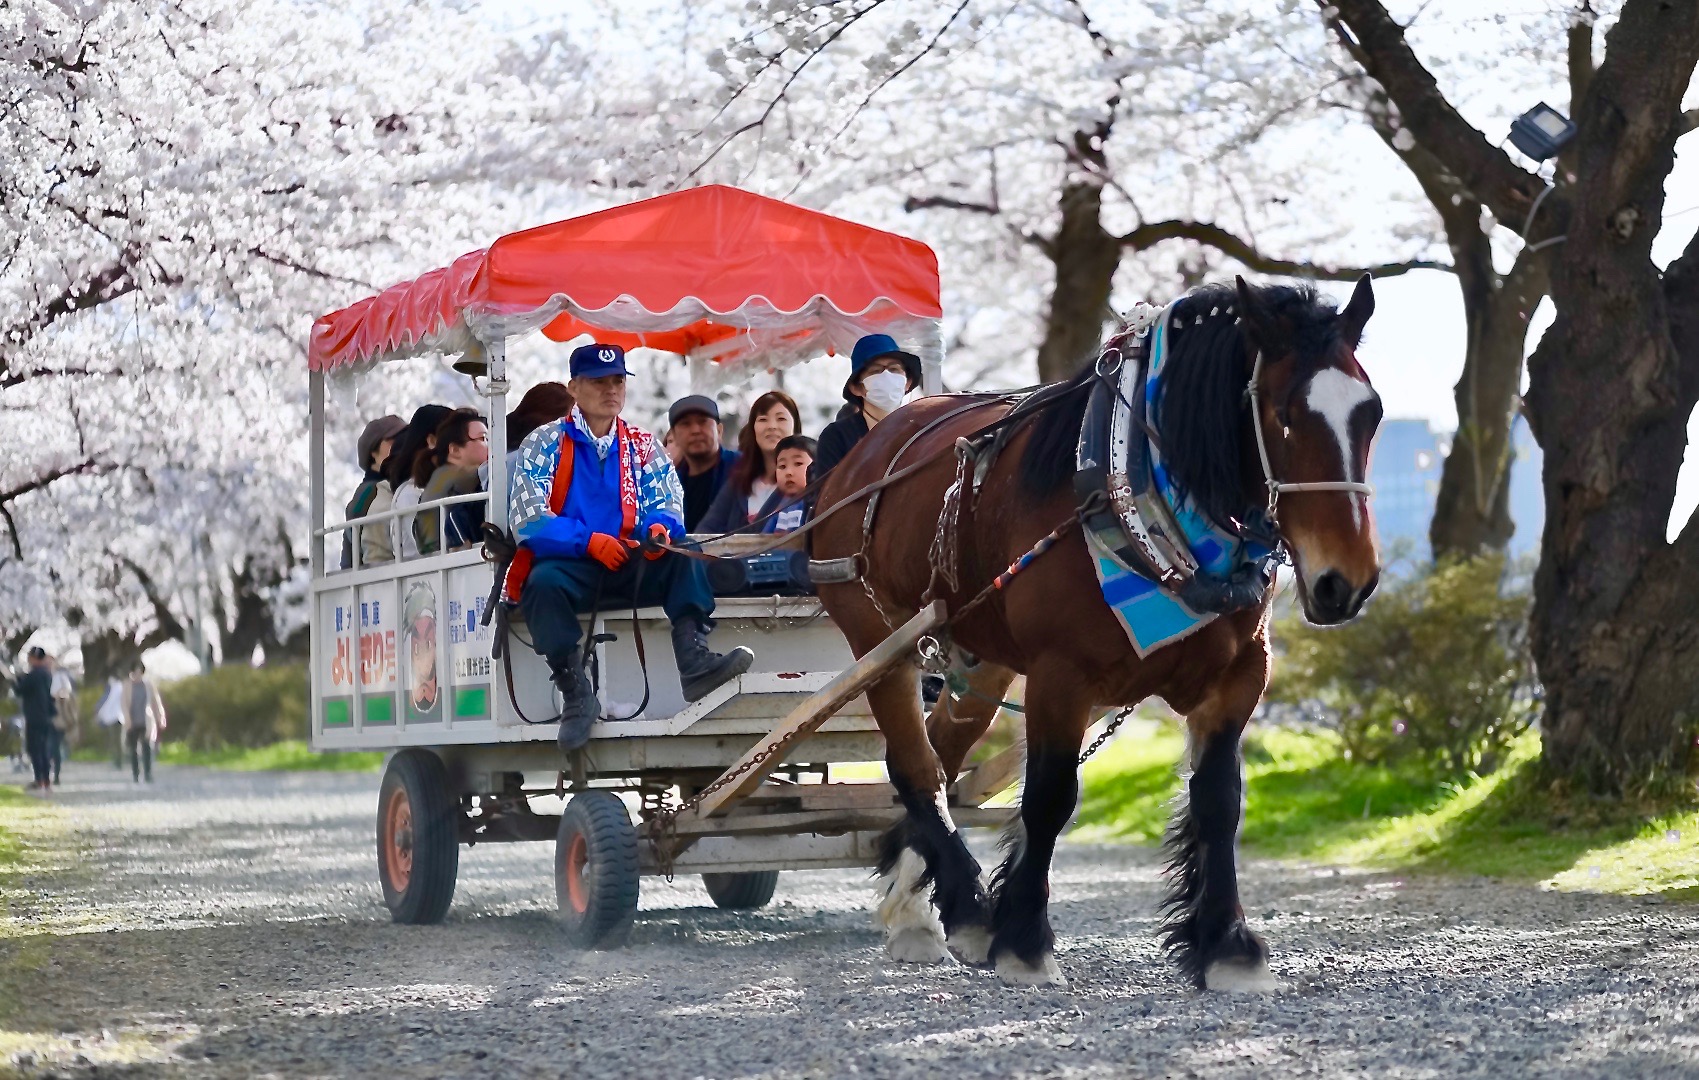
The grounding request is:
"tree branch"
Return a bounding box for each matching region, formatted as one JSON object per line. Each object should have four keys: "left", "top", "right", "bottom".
{"left": 1326, "top": 0, "right": 1546, "bottom": 228}
{"left": 1118, "top": 219, "right": 1449, "bottom": 280}
{"left": 1, "top": 259, "right": 134, "bottom": 352}
{"left": 0, "top": 458, "right": 117, "bottom": 559}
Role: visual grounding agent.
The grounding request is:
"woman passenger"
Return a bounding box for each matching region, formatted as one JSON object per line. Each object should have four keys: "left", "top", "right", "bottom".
{"left": 413, "top": 408, "right": 490, "bottom": 554}
{"left": 387, "top": 404, "right": 453, "bottom": 559}
{"left": 698, "top": 389, "right": 802, "bottom": 534}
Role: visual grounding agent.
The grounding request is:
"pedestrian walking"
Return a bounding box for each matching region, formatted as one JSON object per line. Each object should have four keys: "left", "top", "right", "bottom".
{"left": 121, "top": 663, "right": 166, "bottom": 783}
{"left": 15, "top": 647, "right": 56, "bottom": 793}
{"left": 94, "top": 676, "right": 125, "bottom": 769}
{"left": 49, "top": 657, "right": 77, "bottom": 786}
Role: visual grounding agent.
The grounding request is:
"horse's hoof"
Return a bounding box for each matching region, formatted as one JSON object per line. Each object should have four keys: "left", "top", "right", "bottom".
{"left": 1204, "top": 958, "right": 1279, "bottom": 993}
{"left": 886, "top": 926, "right": 950, "bottom": 964}
{"left": 995, "top": 952, "right": 1067, "bottom": 987}
{"left": 947, "top": 925, "right": 993, "bottom": 967}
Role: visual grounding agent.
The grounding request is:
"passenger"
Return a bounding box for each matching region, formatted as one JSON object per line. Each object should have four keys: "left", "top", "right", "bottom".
{"left": 666, "top": 395, "right": 738, "bottom": 532}
{"left": 508, "top": 342, "right": 753, "bottom": 751}
{"left": 413, "top": 408, "right": 490, "bottom": 555}
{"left": 387, "top": 404, "right": 453, "bottom": 560}
{"left": 811, "top": 333, "right": 923, "bottom": 484}
{"left": 697, "top": 390, "right": 801, "bottom": 534}
{"left": 505, "top": 381, "right": 576, "bottom": 454}
{"left": 342, "top": 414, "right": 407, "bottom": 569}
{"left": 479, "top": 381, "right": 576, "bottom": 493}
{"left": 766, "top": 434, "right": 816, "bottom": 535}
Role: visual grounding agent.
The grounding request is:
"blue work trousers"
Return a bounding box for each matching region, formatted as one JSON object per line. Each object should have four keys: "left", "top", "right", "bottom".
{"left": 519, "top": 553, "right": 714, "bottom": 671}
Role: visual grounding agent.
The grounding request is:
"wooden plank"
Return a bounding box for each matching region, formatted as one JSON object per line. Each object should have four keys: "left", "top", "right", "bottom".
{"left": 682, "top": 601, "right": 947, "bottom": 821}
{"left": 952, "top": 743, "right": 1025, "bottom": 807}
{"left": 670, "top": 804, "right": 1010, "bottom": 838}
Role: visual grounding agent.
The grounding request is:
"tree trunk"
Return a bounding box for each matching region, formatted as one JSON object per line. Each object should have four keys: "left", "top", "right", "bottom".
{"left": 1034, "top": 178, "right": 1122, "bottom": 383}
{"left": 1430, "top": 249, "right": 1547, "bottom": 560}
{"left": 1524, "top": 1, "right": 1699, "bottom": 793}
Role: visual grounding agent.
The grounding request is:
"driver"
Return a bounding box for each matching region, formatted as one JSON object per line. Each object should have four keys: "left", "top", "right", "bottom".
{"left": 506, "top": 342, "right": 754, "bottom": 751}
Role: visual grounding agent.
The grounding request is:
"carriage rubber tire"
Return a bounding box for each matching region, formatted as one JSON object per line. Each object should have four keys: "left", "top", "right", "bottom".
{"left": 377, "top": 749, "right": 460, "bottom": 925}
{"left": 702, "top": 870, "right": 779, "bottom": 910}
{"left": 555, "top": 790, "right": 640, "bottom": 949}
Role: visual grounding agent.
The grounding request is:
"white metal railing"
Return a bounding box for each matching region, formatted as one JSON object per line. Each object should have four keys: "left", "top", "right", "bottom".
{"left": 317, "top": 490, "right": 492, "bottom": 575}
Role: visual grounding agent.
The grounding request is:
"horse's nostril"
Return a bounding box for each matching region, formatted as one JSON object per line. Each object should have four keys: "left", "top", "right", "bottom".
{"left": 1313, "top": 570, "right": 1352, "bottom": 615}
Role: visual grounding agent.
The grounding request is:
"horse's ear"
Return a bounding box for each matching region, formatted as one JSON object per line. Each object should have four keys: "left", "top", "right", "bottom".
{"left": 1339, "top": 273, "right": 1375, "bottom": 347}
{"left": 1234, "top": 276, "right": 1279, "bottom": 351}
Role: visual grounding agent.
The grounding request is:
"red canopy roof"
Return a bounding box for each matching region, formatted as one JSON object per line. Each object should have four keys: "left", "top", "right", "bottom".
{"left": 307, "top": 185, "right": 943, "bottom": 372}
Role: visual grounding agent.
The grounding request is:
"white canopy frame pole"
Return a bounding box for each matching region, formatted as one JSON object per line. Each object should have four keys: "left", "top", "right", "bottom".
{"left": 309, "top": 369, "right": 326, "bottom": 744}
{"left": 482, "top": 337, "right": 513, "bottom": 727}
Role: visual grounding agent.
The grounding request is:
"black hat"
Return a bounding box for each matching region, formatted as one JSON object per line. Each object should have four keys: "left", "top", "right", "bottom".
{"left": 668, "top": 395, "right": 720, "bottom": 426}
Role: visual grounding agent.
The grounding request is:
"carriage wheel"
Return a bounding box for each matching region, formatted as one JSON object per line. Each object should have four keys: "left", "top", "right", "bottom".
{"left": 555, "top": 790, "right": 640, "bottom": 948}
{"left": 703, "top": 871, "right": 779, "bottom": 910}
{"left": 377, "top": 749, "right": 460, "bottom": 924}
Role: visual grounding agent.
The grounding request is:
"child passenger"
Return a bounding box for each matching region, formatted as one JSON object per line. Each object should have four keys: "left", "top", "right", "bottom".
{"left": 766, "top": 435, "right": 815, "bottom": 534}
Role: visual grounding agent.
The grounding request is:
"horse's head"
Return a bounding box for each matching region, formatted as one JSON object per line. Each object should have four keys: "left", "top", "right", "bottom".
{"left": 1235, "top": 274, "right": 1382, "bottom": 624}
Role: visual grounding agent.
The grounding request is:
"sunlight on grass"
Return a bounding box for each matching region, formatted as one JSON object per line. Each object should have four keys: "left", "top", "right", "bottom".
{"left": 153, "top": 740, "right": 384, "bottom": 773}
{"left": 1071, "top": 722, "right": 1699, "bottom": 898}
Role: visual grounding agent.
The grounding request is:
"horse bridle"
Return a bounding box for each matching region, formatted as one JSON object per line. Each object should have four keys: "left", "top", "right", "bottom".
{"left": 1244, "top": 349, "right": 1375, "bottom": 527}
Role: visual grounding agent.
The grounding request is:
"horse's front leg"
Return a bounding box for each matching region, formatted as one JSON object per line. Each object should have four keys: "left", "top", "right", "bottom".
{"left": 868, "top": 666, "right": 995, "bottom": 966}
{"left": 1162, "top": 645, "right": 1276, "bottom": 992}
{"left": 987, "top": 664, "right": 1092, "bottom": 986}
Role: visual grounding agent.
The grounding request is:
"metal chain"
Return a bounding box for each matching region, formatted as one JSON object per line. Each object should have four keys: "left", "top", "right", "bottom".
{"left": 1078, "top": 705, "right": 1137, "bottom": 766}
{"left": 643, "top": 731, "right": 796, "bottom": 879}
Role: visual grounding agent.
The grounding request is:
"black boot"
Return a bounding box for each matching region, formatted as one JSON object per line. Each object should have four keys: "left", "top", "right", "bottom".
{"left": 671, "top": 615, "right": 754, "bottom": 702}
{"left": 552, "top": 651, "right": 601, "bottom": 753}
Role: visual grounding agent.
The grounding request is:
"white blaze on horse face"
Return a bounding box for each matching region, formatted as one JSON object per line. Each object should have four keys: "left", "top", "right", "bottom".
{"left": 1302, "top": 368, "right": 1376, "bottom": 527}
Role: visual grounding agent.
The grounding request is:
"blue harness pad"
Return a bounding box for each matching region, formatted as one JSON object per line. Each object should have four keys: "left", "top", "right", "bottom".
{"left": 1086, "top": 311, "right": 1276, "bottom": 657}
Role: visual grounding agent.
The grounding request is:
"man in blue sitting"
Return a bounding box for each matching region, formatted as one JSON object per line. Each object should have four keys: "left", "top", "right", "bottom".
{"left": 506, "top": 342, "right": 753, "bottom": 751}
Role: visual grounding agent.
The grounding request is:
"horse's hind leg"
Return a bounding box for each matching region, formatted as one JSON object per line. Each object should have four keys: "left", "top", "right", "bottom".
{"left": 986, "top": 665, "right": 1092, "bottom": 986}
{"left": 867, "top": 665, "right": 993, "bottom": 965}
{"left": 1161, "top": 647, "right": 1276, "bottom": 992}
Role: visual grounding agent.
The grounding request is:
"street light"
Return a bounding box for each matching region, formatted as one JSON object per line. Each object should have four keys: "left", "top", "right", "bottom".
{"left": 1509, "top": 102, "right": 1577, "bottom": 161}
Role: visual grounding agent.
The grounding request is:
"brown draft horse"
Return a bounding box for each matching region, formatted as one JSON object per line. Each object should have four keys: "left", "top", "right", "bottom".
{"left": 813, "top": 277, "right": 1382, "bottom": 989}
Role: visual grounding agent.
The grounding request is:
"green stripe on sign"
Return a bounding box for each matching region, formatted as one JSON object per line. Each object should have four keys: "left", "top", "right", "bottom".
{"left": 455, "top": 686, "right": 489, "bottom": 720}
{"left": 324, "top": 698, "right": 351, "bottom": 728}
{"left": 363, "top": 694, "right": 395, "bottom": 726}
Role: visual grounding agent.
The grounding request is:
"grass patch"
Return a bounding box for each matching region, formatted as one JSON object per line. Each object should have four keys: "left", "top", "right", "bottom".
{"left": 153, "top": 739, "right": 384, "bottom": 773}
{"left": 1074, "top": 723, "right": 1699, "bottom": 897}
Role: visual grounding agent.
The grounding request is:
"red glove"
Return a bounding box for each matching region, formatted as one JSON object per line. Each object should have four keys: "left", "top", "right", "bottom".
{"left": 644, "top": 523, "right": 671, "bottom": 561}
{"left": 587, "top": 532, "right": 631, "bottom": 571}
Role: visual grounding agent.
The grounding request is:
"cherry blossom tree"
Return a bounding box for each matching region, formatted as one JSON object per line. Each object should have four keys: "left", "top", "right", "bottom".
{"left": 692, "top": 0, "right": 1444, "bottom": 391}
{"left": 0, "top": 0, "right": 671, "bottom": 672}
{"left": 1331, "top": 0, "right": 1699, "bottom": 791}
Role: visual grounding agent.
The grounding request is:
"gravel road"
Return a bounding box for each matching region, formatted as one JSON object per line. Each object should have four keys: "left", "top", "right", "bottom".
{"left": 2, "top": 761, "right": 1695, "bottom": 1079}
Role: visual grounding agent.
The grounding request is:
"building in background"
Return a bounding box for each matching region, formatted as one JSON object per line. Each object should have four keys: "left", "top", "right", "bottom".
{"left": 1366, "top": 416, "right": 1543, "bottom": 570}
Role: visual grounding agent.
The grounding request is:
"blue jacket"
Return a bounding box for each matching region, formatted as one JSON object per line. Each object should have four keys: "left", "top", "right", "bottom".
{"left": 509, "top": 410, "right": 685, "bottom": 560}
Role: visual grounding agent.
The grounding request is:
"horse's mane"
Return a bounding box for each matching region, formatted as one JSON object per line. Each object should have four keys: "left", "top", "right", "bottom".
{"left": 1018, "top": 282, "right": 1344, "bottom": 528}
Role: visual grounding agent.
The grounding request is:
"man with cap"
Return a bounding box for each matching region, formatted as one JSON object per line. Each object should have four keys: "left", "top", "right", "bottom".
{"left": 667, "top": 395, "right": 739, "bottom": 532}
{"left": 507, "top": 342, "right": 754, "bottom": 751}
{"left": 343, "top": 413, "right": 407, "bottom": 569}
{"left": 810, "top": 333, "right": 923, "bottom": 485}
{"left": 15, "top": 647, "right": 56, "bottom": 792}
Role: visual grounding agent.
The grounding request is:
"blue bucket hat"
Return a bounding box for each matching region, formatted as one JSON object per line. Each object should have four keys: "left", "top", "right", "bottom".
{"left": 844, "top": 334, "right": 922, "bottom": 402}
{"left": 569, "top": 342, "right": 631, "bottom": 378}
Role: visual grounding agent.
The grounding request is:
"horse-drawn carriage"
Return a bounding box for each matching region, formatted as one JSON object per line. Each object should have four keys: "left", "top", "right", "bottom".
{"left": 311, "top": 184, "right": 1387, "bottom": 989}
{"left": 306, "top": 186, "right": 1022, "bottom": 946}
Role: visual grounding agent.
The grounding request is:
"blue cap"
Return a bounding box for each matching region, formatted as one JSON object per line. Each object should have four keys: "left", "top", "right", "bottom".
{"left": 569, "top": 342, "right": 630, "bottom": 378}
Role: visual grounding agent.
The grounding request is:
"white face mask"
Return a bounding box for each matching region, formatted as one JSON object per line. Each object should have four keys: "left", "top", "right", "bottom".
{"left": 861, "top": 370, "right": 909, "bottom": 413}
